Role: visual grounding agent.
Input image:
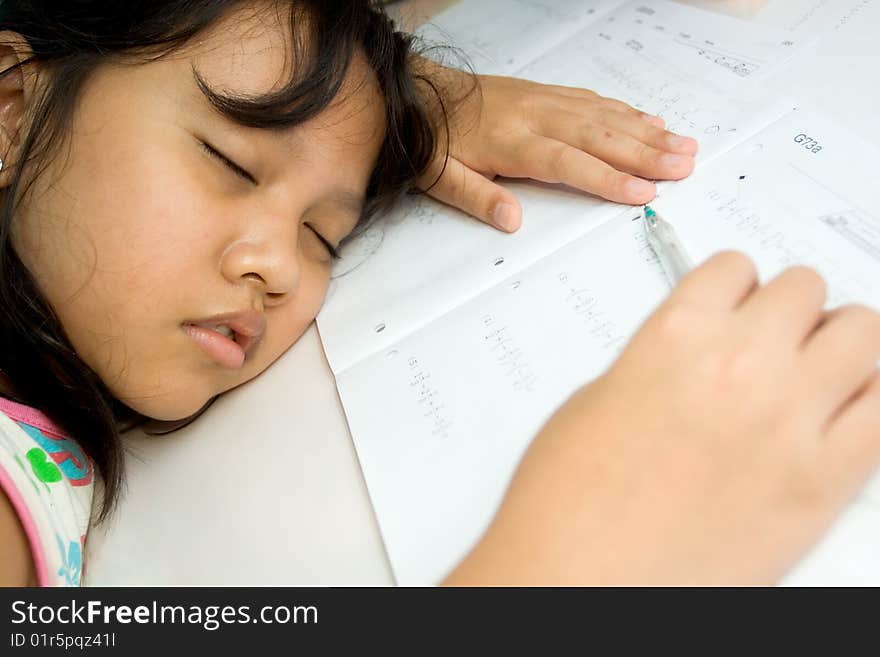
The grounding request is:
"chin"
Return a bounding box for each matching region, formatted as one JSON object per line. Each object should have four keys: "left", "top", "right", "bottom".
{"left": 116, "top": 385, "right": 216, "bottom": 423}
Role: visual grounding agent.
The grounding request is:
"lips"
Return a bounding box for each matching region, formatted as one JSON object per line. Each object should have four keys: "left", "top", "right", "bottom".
{"left": 182, "top": 309, "right": 266, "bottom": 369}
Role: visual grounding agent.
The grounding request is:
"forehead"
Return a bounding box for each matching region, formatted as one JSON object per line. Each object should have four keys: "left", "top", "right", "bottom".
{"left": 188, "top": 3, "right": 300, "bottom": 98}
{"left": 178, "top": 3, "right": 386, "bottom": 142}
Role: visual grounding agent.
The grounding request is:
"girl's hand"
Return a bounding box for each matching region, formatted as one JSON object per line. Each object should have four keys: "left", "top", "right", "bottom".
{"left": 417, "top": 69, "right": 699, "bottom": 232}
{"left": 444, "top": 253, "right": 880, "bottom": 585}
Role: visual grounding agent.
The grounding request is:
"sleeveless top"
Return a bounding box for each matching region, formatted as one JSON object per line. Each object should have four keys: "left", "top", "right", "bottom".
{"left": 0, "top": 397, "right": 94, "bottom": 586}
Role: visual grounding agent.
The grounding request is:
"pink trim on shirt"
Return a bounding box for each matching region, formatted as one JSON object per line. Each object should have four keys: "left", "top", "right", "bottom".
{"left": 0, "top": 458, "right": 50, "bottom": 586}
{"left": 0, "top": 397, "right": 68, "bottom": 439}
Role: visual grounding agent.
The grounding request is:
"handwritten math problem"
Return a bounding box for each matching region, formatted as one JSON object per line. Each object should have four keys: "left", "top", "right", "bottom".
{"left": 556, "top": 273, "right": 626, "bottom": 352}
{"left": 405, "top": 355, "right": 454, "bottom": 439}
{"left": 480, "top": 313, "right": 540, "bottom": 393}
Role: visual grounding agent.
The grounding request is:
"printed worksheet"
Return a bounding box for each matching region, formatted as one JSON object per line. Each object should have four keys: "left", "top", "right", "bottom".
{"left": 652, "top": 112, "right": 880, "bottom": 311}
{"left": 674, "top": 0, "right": 874, "bottom": 37}
{"left": 330, "top": 108, "right": 880, "bottom": 585}
{"left": 319, "top": 0, "right": 797, "bottom": 374}
{"left": 417, "top": 0, "right": 816, "bottom": 78}
{"left": 415, "top": 0, "right": 625, "bottom": 76}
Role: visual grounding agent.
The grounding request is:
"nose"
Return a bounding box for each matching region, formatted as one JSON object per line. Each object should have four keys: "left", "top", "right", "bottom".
{"left": 220, "top": 232, "right": 301, "bottom": 304}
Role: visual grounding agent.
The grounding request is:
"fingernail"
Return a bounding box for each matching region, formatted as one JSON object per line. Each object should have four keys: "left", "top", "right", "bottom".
{"left": 666, "top": 134, "right": 696, "bottom": 151}
{"left": 493, "top": 203, "right": 518, "bottom": 232}
{"left": 626, "top": 178, "right": 655, "bottom": 199}
{"left": 661, "top": 153, "right": 689, "bottom": 167}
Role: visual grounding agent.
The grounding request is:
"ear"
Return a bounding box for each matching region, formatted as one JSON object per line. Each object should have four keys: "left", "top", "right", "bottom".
{"left": 0, "top": 31, "right": 36, "bottom": 187}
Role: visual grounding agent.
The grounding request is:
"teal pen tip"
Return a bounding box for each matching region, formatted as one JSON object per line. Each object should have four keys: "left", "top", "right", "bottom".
{"left": 644, "top": 205, "right": 657, "bottom": 218}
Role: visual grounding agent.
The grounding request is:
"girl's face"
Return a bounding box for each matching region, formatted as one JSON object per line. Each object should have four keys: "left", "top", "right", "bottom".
{"left": 11, "top": 7, "right": 386, "bottom": 419}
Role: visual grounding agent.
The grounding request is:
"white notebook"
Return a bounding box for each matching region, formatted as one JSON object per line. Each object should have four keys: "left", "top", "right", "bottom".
{"left": 317, "top": 0, "right": 880, "bottom": 584}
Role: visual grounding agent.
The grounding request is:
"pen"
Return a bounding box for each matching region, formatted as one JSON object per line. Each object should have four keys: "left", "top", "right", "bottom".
{"left": 643, "top": 205, "right": 693, "bottom": 286}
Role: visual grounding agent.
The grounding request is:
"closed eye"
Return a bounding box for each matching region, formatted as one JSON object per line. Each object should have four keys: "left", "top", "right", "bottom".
{"left": 306, "top": 223, "right": 341, "bottom": 260}
{"left": 199, "top": 140, "right": 257, "bottom": 185}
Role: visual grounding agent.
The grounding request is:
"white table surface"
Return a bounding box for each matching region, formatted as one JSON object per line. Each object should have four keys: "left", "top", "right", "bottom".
{"left": 84, "top": 0, "right": 880, "bottom": 585}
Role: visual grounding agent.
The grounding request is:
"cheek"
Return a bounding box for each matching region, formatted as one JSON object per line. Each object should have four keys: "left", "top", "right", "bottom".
{"left": 22, "top": 165, "right": 219, "bottom": 350}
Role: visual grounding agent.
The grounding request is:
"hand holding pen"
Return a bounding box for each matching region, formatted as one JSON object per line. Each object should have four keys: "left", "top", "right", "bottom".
{"left": 451, "top": 250, "right": 880, "bottom": 585}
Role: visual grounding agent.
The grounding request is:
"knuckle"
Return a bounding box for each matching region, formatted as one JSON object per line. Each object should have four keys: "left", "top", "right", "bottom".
{"left": 783, "top": 450, "right": 831, "bottom": 509}
{"left": 637, "top": 142, "right": 657, "bottom": 167}
{"left": 835, "top": 304, "right": 880, "bottom": 334}
{"left": 707, "top": 250, "right": 757, "bottom": 278}
{"left": 650, "top": 303, "right": 701, "bottom": 342}
{"left": 838, "top": 303, "right": 878, "bottom": 322}
{"left": 595, "top": 107, "right": 615, "bottom": 125}
{"left": 781, "top": 265, "right": 827, "bottom": 295}
{"left": 547, "top": 144, "right": 570, "bottom": 179}
{"left": 444, "top": 170, "right": 466, "bottom": 202}
{"left": 579, "top": 123, "right": 601, "bottom": 148}
{"left": 707, "top": 346, "right": 763, "bottom": 390}
{"left": 603, "top": 168, "right": 626, "bottom": 197}
{"left": 679, "top": 331, "right": 764, "bottom": 396}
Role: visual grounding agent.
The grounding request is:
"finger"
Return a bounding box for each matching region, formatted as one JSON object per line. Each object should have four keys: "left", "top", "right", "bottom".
{"left": 823, "top": 371, "right": 880, "bottom": 499}
{"left": 593, "top": 96, "right": 669, "bottom": 130}
{"left": 539, "top": 94, "right": 698, "bottom": 155}
{"left": 422, "top": 155, "right": 522, "bottom": 232}
{"left": 525, "top": 83, "right": 603, "bottom": 102}
{"left": 512, "top": 135, "right": 657, "bottom": 205}
{"left": 523, "top": 83, "right": 669, "bottom": 129}
{"left": 596, "top": 107, "right": 699, "bottom": 156}
{"left": 736, "top": 266, "right": 828, "bottom": 345}
{"left": 667, "top": 251, "right": 759, "bottom": 312}
{"left": 802, "top": 304, "right": 880, "bottom": 420}
{"left": 538, "top": 110, "right": 695, "bottom": 182}
{"left": 550, "top": 89, "right": 655, "bottom": 123}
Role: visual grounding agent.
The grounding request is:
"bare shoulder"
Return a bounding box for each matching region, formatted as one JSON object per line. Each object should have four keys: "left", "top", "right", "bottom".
{"left": 0, "top": 486, "right": 37, "bottom": 586}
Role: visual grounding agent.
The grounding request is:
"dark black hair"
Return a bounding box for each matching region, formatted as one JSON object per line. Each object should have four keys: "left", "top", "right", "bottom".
{"left": 0, "top": 0, "right": 442, "bottom": 521}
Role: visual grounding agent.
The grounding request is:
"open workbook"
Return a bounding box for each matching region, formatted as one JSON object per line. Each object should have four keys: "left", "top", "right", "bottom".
{"left": 316, "top": 0, "right": 880, "bottom": 584}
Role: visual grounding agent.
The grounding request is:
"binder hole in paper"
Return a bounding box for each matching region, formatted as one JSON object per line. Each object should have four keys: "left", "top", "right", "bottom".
{"left": 494, "top": 257, "right": 505, "bottom": 266}
{"left": 375, "top": 323, "right": 386, "bottom": 333}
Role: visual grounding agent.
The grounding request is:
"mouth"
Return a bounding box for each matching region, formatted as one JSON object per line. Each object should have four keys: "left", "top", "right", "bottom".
{"left": 182, "top": 310, "right": 266, "bottom": 370}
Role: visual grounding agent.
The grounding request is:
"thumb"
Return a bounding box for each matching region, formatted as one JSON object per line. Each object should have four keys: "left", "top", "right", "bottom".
{"left": 420, "top": 156, "right": 522, "bottom": 232}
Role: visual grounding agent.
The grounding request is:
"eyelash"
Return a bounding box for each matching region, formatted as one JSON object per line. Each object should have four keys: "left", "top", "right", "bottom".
{"left": 306, "top": 224, "right": 341, "bottom": 261}
{"left": 199, "top": 140, "right": 256, "bottom": 184}
{"left": 199, "top": 140, "right": 340, "bottom": 261}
